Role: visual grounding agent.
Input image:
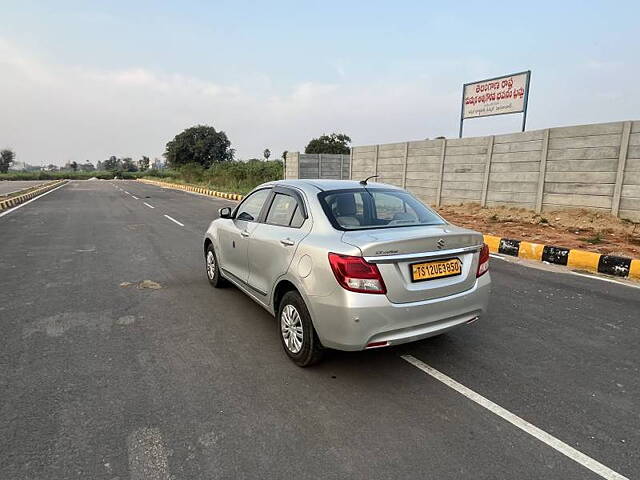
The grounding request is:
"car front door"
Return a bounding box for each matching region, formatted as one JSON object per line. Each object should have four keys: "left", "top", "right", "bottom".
{"left": 218, "top": 188, "right": 271, "bottom": 284}
{"left": 247, "top": 188, "right": 311, "bottom": 299}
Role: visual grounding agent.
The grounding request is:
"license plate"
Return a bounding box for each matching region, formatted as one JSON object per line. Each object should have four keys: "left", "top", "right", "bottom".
{"left": 411, "top": 258, "right": 462, "bottom": 282}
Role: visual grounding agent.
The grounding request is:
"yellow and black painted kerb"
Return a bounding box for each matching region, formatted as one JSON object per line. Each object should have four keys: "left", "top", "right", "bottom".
{"left": 137, "top": 179, "right": 244, "bottom": 201}
{"left": 484, "top": 235, "right": 640, "bottom": 280}
{"left": 0, "top": 180, "right": 66, "bottom": 211}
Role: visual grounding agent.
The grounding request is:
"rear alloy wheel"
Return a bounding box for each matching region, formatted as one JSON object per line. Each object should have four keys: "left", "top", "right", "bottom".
{"left": 205, "top": 244, "right": 226, "bottom": 288}
{"left": 278, "top": 291, "right": 323, "bottom": 367}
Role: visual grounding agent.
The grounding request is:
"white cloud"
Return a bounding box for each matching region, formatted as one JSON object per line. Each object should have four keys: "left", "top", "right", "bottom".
{"left": 1, "top": 37, "right": 639, "bottom": 166}
{"left": 0, "top": 37, "right": 459, "bottom": 165}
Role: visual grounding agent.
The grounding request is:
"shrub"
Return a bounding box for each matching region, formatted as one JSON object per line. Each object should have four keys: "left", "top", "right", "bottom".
{"left": 0, "top": 170, "right": 178, "bottom": 181}
{"left": 2, "top": 159, "right": 283, "bottom": 195}
{"left": 150, "top": 160, "right": 283, "bottom": 194}
{"left": 178, "top": 163, "right": 206, "bottom": 183}
{"left": 0, "top": 170, "right": 114, "bottom": 181}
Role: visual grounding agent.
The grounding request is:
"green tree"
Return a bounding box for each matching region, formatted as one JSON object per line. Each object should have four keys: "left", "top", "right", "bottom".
{"left": 263, "top": 148, "right": 271, "bottom": 161}
{"left": 304, "top": 133, "right": 351, "bottom": 154}
{"left": 103, "top": 156, "right": 118, "bottom": 171}
{"left": 138, "top": 155, "right": 150, "bottom": 171}
{"left": 80, "top": 161, "right": 95, "bottom": 172}
{"left": 282, "top": 150, "right": 288, "bottom": 161}
{"left": 164, "top": 125, "right": 234, "bottom": 168}
{"left": 121, "top": 157, "right": 138, "bottom": 172}
{"left": 0, "top": 149, "right": 16, "bottom": 173}
{"left": 70, "top": 161, "right": 78, "bottom": 172}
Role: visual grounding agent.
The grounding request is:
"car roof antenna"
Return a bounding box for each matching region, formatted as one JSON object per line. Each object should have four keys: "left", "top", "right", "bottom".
{"left": 360, "top": 175, "right": 378, "bottom": 185}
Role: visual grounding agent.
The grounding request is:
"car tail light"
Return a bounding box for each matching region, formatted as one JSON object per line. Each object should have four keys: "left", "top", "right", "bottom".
{"left": 477, "top": 243, "right": 489, "bottom": 277}
{"left": 328, "top": 253, "right": 387, "bottom": 294}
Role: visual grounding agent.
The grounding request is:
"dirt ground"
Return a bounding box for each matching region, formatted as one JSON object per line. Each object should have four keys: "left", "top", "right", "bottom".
{"left": 437, "top": 203, "right": 640, "bottom": 259}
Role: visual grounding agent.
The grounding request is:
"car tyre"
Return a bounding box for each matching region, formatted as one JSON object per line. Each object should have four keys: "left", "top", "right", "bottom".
{"left": 205, "top": 244, "right": 226, "bottom": 288}
{"left": 278, "top": 290, "right": 323, "bottom": 367}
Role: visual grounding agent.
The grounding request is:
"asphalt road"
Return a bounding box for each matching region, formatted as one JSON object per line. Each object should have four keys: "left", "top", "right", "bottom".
{"left": 0, "top": 180, "right": 50, "bottom": 196}
{"left": 0, "top": 180, "right": 638, "bottom": 480}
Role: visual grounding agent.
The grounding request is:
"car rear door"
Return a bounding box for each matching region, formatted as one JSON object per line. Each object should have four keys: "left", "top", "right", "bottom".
{"left": 247, "top": 187, "right": 311, "bottom": 298}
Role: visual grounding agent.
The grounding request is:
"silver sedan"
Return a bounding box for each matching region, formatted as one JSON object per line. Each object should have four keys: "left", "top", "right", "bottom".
{"left": 203, "top": 179, "right": 490, "bottom": 366}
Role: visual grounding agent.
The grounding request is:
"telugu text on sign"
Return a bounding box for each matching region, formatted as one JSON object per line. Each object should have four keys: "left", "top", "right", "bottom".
{"left": 462, "top": 72, "right": 529, "bottom": 119}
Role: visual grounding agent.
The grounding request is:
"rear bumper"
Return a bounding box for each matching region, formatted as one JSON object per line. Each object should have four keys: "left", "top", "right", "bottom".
{"left": 308, "top": 273, "right": 491, "bottom": 351}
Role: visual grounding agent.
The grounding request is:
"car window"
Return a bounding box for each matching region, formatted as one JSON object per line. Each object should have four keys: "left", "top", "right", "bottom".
{"left": 319, "top": 188, "right": 444, "bottom": 230}
{"left": 236, "top": 189, "right": 270, "bottom": 222}
{"left": 374, "top": 192, "right": 404, "bottom": 220}
{"left": 266, "top": 193, "right": 298, "bottom": 226}
{"left": 374, "top": 192, "right": 419, "bottom": 222}
{"left": 290, "top": 205, "right": 305, "bottom": 228}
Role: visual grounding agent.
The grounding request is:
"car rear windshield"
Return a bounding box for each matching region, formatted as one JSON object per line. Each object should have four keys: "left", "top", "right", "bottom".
{"left": 318, "top": 188, "right": 445, "bottom": 230}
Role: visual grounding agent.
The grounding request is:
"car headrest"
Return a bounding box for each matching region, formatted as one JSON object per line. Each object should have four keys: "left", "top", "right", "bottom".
{"left": 335, "top": 194, "right": 357, "bottom": 216}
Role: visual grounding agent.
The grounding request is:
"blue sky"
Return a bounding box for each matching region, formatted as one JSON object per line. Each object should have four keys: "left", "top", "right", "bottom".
{"left": 2, "top": 1, "right": 639, "bottom": 164}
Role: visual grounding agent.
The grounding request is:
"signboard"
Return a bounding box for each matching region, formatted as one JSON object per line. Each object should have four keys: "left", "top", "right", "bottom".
{"left": 459, "top": 70, "right": 531, "bottom": 136}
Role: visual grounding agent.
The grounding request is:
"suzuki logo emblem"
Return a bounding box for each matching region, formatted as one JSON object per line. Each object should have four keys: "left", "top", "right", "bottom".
{"left": 437, "top": 238, "right": 445, "bottom": 249}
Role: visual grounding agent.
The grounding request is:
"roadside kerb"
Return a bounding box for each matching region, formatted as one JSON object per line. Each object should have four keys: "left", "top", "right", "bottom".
{"left": 137, "top": 178, "right": 243, "bottom": 201}
{"left": 0, "top": 180, "right": 67, "bottom": 211}
{"left": 484, "top": 234, "right": 640, "bottom": 280}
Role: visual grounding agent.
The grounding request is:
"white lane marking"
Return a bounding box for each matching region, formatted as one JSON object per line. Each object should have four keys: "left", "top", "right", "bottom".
{"left": 0, "top": 182, "right": 67, "bottom": 219}
{"left": 143, "top": 202, "right": 155, "bottom": 209}
{"left": 401, "top": 355, "right": 628, "bottom": 480}
{"left": 131, "top": 195, "right": 139, "bottom": 200}
{"left": 569, "top": 270, "right": 640, "bottom": 290}
{"left": 164, "top": 214, "right": 184, "bottom": 227}
{"left": 127, "top": 427, "right": 170, "bottom": 480}
{"left": 123, "top": 190, "right": 130, "bottom": 194}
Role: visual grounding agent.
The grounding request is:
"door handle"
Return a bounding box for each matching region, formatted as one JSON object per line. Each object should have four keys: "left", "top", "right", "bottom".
{"left": 280, "top": 238, "right": 295, "bottom": 246}
{"left": 241, "top": 230, "right": 250, "bottom": 238}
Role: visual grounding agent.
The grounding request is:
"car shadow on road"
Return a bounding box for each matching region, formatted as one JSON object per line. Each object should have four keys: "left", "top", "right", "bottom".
{"left": 315, "top": 333, "right": 456, "bottom": 372}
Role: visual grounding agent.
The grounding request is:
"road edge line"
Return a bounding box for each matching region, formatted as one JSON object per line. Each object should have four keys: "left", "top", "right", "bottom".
{"left": 0, "top": 181, "right": 68, "bottom": 218}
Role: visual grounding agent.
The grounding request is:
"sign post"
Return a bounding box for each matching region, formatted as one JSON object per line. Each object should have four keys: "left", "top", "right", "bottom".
{"left": 459, "top": 70, "right": 531, "bottom": 138}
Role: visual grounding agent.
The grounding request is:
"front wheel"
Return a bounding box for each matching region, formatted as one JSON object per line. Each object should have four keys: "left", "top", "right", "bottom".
{"left": 278, "top": 291, "right": 323, "bottom": 367}
{"left": 205, "top": 244, "right": 226, "bottom": 288}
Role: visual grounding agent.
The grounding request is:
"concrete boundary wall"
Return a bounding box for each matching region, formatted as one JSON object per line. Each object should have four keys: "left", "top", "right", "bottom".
{"left": 285, "top": 153, "right": 350, "bottom": 180}
{"left": 286, "top": 120, "right": 640, "bottom": 221}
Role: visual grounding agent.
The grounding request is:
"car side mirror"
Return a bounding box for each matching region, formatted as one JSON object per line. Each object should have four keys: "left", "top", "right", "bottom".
{"left": 219, "top": 207, "right": 232, "bottom": 219}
